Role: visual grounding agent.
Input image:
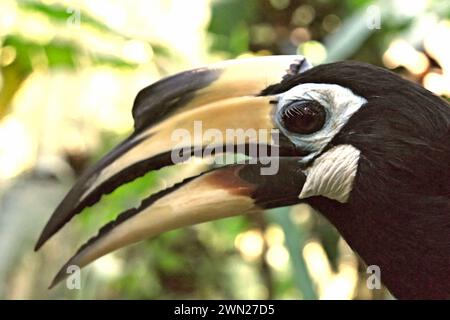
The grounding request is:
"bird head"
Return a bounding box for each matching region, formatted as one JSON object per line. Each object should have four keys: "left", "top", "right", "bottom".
{"left": 35, "top": 55, "right": 450, "bottom": 298}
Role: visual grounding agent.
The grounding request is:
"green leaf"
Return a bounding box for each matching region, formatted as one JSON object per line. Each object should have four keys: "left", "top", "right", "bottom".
{"left": 43, "top": 42, "right": 78, "bottom": 68}
{"left": 91, "top": 55, "right": 138, "bottom": 69}
{"left": 18, "top": 0, "right": 124, "bottom": 37}
{"left": 208, "top": 0, "right": 258, "bottom": 55}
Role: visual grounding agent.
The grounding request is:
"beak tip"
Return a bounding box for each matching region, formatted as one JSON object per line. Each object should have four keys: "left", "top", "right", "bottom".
{"left": 48, "top": 275, "right": 59, "bottom": 290}
{"left": 48, "top": 264, "right": 69, "bottom": 290}
{"left": 35, "top": 206, "right": 70, "bottom": 251}
{"left": 34, "top": 227, "right": 52, "bottom": 251}
{"left": 48, "top": 280, "right": 58, "bottom": 290}
{"left": 34, "top": 235, "right": 45, "bottom": 251}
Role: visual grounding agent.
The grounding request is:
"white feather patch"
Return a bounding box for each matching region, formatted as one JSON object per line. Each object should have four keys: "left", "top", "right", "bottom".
{"left": 299, "top": 144, "right": 360, "bottom": 203}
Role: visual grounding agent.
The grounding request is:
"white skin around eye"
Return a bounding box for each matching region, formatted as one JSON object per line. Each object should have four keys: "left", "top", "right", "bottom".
{"left": 275, "top": 83, "right": 367, "bottom": 164}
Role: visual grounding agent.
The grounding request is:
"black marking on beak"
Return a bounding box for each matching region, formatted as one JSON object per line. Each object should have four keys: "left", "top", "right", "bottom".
{"left": 36, "top": 138, "right": 305, "bottom": 252}
{"left": 34, "top": 133, "right": 150, "bottom": 250}
{"left": 133, "top": 68, "right": 221, "bottom": 132}
{"left": 49, "top": 158, "right": 305, "bottom": 288}
{"left": 282, "top": 58, "right": 312, "bottom": 82}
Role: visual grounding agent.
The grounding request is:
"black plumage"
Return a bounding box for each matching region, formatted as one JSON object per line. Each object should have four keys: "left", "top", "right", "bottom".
{"left": 264, "top": 61, "right": 450, "bottom": 299}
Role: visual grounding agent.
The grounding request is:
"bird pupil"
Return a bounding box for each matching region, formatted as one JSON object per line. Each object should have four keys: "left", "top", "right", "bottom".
{"left": 280, "top": 100, "right": 326, "bottom": 134}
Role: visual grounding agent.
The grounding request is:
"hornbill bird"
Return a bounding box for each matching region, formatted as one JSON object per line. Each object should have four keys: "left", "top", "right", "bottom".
{"left": 35, "top": 56, "right": 450, "bottom": 299}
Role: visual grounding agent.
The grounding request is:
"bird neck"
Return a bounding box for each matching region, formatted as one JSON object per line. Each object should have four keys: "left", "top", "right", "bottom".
{"left": 309, "top": 196, "right": 450, "bottom": 299}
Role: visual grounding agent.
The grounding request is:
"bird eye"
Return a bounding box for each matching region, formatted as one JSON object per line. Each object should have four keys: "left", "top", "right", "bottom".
{"left": 279, "top": 100, "right": 326, "bottom": 134}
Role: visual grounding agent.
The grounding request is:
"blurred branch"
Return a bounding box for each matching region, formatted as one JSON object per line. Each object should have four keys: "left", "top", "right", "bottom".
{"left": 324, "top": 1, "right": 380, "bottom": 62}
{"left": 249, "top": 211, "right": 274, "bottom": 299}
{"left": 266, "top": 208, "right": 317, "bottom": 300}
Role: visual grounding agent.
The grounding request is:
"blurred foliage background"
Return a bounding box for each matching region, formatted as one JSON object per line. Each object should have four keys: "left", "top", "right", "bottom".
{"left": 0, "top": 0, "right": 449, "bottom": 300}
